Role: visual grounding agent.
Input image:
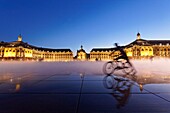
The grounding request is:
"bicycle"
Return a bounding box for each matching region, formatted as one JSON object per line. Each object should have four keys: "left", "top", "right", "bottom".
{"left": 103, "top": 58, "right": 136, "bottom": 76}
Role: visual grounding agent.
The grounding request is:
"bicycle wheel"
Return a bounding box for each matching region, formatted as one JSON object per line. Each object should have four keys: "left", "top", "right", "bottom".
{"left": 116, "top": 79, "right": 130, "bottom": 88}
{"left": 122, "top": 62, "right": 133, "bottom": 74}
{"left": 103, "top": 75, "right": 117, "bottom": 89}
{"left": 103, "top": 61, "right": 116, "bottom": 75}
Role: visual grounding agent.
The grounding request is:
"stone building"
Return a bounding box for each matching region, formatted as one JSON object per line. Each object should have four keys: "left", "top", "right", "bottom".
{"left": 75, "top": 45, "right": 88, "bottom": 61}
{"left": 90, "top": 48, "right": 114, "bottom": 61}
{"left": 125, "top": 33, "right": 170, "bottom": 59}
{"left": 2, "top": 33, "right": 170, "bottom": 61}
{"left": 89, "top": 33, "right": 170, "bottom": 61}
{"left": 0, "top": 35, "right": 73, "bottom": 61}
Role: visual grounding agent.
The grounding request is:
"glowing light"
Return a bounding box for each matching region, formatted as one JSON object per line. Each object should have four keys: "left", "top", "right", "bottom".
{"left": 10, "top": 78, "right": 13, "bottom": 82}
{"left": 79, "top": 72, "right": 85, "bottom": 78}
{"left": 139, "top": 84, "right": 143, "bottom": 92}
{"left": 15, "top": 83, "right": 21, "bottom": 91}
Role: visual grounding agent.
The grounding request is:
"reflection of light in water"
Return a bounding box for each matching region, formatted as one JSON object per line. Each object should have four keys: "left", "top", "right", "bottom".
{"left": 139, "top": 84, "right": 143, "bottom": 92}
{"left": 18, "top": 77, "right": 21, "bottom": 80}
{"left": 79, "top": 72, "right": 84, "bottom": 78}
{"left": 0, "top": 73, "right": 12, "bottom": 81}
{"left": 10, "top": 78, "right": 13, "bottom": 82}
{"left": 15, "top": 83, "right": 21, "bottom": 91}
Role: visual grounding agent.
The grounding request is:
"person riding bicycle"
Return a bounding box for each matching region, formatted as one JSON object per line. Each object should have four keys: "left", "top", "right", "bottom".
{"left": 114, "top": 43, "right": 132, "bottom": 66}
{"left": 103, "top": 43, "right": 136, "bottom": 76}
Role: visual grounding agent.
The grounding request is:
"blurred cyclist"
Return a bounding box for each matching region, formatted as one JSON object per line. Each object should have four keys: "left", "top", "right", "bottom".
{"left": 114, "top": 43, "right": 132, "bottom": 66}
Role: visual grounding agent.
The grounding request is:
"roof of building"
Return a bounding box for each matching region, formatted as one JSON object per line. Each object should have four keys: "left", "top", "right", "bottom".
{"left": 0, "top": 41, "right": 72, "bottom": 52}
{"left": 77, "top": 49, "right": 86, "bottom": 53}
{"left": 90, "top": 48, "right": 116, "bottom": 52}
{"left": 125, "top": 39, "right": 151, "bottom": 47}
{"left": 77, "top": 45, "right": 86, "bottom": 53}
{"left": 125, "top": 39, "right": 170, "bottom": 47}
{"left": 148, "top": 40, "right": 170, "bottom": 45}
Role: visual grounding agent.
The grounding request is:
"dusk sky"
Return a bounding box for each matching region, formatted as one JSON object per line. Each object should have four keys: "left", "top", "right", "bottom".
{"left": 0, "top": 0, "right": 170, "bottom": 53}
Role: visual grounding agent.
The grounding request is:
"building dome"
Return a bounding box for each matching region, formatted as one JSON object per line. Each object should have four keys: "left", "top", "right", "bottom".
{"left": 77, "top": 45, "right": 86, "bottom": 53}
{"left": 137, "top": 32, "right": 140, "bottom": 36}
{"left": 18, "top": 34, "right": 22, "bottom": 41}
{"left": 137, "top": 32, "right": 141, "bottom": 40}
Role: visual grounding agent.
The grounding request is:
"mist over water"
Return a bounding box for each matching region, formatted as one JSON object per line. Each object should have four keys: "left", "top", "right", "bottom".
{"left": 0, "top": 58, "right": 170, "bottom": 77}
{"left": 133, "top": 58, "right": 170, "bottom": 76}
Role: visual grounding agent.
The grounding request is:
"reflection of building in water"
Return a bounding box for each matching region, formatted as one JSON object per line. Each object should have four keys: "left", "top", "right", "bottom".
{"left": 0, "top": 73, "right": 13, "bottom": 81}
{"left": 137, "top": 75, "right": 170, "bottom": 84}
{"left": 0, "top": 35, "right": 73, "bottom": 61}
{"left": 136, "top": 74, "right": 170, "bottom": 92}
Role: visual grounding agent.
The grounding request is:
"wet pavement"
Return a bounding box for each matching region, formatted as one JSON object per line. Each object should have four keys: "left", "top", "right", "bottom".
{"left": 0, "top": 72, "right": 170, "bottom": 113}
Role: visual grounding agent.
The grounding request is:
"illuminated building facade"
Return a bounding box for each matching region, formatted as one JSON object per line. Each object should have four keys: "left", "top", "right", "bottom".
{"left": 124, "top": 33, "right": 170, "bottom": 59}
{"left": 75, "top": 45, "right": 88, "bottom": 61}
{"left": 0, "top": 35, "right": 73, "bottom": 61}
{"left": 1, "top": 33, "right": 170, "bottom": 61}
{"left": 90, "top": 48, "right": 113, "bottom": 61}
{"left": 90, "top": 33, "right": 170, "bottom": 61}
